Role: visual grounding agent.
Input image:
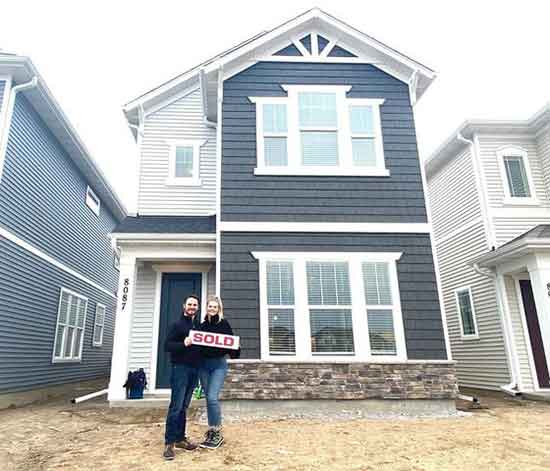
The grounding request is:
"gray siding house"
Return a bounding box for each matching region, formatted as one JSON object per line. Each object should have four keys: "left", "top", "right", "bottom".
{"left": 425, "top": 104, "right": 550, "bottom": 394}
{"left": 0, "top": 54, "right": 126, "bottom": 405}
{"left": 109, "top": 9, "right": 456, "bottom": 407}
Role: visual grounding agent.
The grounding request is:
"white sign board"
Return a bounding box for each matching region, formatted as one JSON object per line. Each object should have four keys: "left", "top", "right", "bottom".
{"left": 189, "top": 329, "right": 240, "bottom": 350}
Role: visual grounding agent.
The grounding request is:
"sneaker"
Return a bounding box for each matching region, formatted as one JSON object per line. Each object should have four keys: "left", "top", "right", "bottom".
{"left": 163, "top": 444, "right": 176, "bottom": 461}
{"left": 200, "top": 429, "right": 224, "bottom": 449}
{"left": 175, "top": 437, "right": 198, "bottom": 451}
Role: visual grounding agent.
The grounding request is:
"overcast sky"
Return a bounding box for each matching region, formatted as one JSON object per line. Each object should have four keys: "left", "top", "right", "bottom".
{"left": 1, "top": 0, "right": 549, "bottom": 213}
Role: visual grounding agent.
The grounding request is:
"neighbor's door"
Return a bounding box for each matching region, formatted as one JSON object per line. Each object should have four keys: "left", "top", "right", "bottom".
{"left": 156, "top": 273, "right": 202, "bottom": 389}
{"left": 519, "top": 279, "right": 550, "bottom": 388}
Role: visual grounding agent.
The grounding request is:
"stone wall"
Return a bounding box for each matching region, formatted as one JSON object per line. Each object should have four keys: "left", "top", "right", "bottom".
{"left": 221, "top": 362, "right": 457, "bottom": 400}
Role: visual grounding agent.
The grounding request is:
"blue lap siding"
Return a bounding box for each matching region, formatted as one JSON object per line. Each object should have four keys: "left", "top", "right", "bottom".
{"left": 0, "top": 236, "right": 116, "bottom": 394}
{"left": 0, "top": 94, "right": 118, "bottom": 293}
{"left": 220, "top": 232, "right": 447, "bottom": 361}
{"left": 221, "top": 61, "right": 427, "bottom": 223}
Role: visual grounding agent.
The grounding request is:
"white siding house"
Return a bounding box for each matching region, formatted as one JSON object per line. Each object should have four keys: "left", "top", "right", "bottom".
{"left": 426, "top": 104, "right": 550, "bottom": 393}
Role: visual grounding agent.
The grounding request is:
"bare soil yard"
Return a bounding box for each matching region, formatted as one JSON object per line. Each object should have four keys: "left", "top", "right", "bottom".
{"left": 1, "top": 389, "right": 549, "bottom": 471}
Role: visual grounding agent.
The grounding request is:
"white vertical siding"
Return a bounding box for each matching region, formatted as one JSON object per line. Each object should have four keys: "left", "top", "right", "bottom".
{"left": 428, "top": 147, "right": 482, "bottom": 240}
{"left": 435, "top": 221, "right": 510, "bottom": 389}
{"left": 536, "top": 125, "right": 550, "bottom": 193}
{"left": 138, "top": 89, "right": 217, "bottom": 215}
{"left": 504, "top": 275, "right": 535, "bottom": 391}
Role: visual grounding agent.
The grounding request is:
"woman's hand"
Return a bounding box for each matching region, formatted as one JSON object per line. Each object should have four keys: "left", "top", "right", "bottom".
{"left": 184, "top": 336, "right": 192, "bottom": 347}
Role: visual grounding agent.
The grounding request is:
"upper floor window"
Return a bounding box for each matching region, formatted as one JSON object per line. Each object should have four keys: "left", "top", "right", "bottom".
{"left": 166, "top": 139, "right": 206, "bottom": 186}
{"left": 53, "top": 288, "right": 88, "bottom": 362}
{"left": 85, "top": 186, "right": 100, "bottom": 216}
{"left": 454, "top": 286, "right": 478, "bottom": 339}
{"left": 497, "top": 147, "right": 537, "bottom": 204}
{"left": 250, "top": 85, "right": 387, "bottom": 176}
{"left": 93, "top": 303, "right": 106, "bottom": 347}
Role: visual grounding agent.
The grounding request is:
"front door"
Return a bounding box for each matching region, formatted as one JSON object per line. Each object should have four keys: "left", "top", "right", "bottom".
{"left": 519, "top": 279, "right": 550, "bottom": 388}
{"left": 156, "top": 273, "right": 202, "bottom": 389}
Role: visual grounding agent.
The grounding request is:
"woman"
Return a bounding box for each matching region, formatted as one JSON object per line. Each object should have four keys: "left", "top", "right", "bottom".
{"left": 196, "top": 296, "right": 239, "bottom": 449}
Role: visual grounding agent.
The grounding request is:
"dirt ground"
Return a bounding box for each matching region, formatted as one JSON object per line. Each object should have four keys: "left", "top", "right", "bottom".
{"left": 1, "top": 389, "right": 549, "bottom": 471}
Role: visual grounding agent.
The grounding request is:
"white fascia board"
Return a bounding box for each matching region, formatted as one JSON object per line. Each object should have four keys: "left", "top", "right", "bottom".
{"left": 471, "top": 238, "right": 550, "bottom": 268}
{"left": 112, "top": 232, "right": 216, "bottom": 242}
{"left": 220, "top": 222, "right": 431, "bottom": 233}
{"left": 252, "top": 251, "right": 403, "bottom": 261}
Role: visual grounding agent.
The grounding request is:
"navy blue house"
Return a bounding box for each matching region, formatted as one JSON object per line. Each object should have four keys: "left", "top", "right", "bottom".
{"left": 110, "top": 9, "right": 457, "bottom": 407}
{"left": 0, "top": 54, "right": 126, "bottom": 405}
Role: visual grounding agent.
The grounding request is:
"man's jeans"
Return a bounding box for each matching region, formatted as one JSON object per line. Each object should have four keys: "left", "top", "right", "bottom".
{"left": 198, "top": 357, "right": 228, "bottom": 427}
{"left": 165, "top": 363, "right": 198, "bottom": 444}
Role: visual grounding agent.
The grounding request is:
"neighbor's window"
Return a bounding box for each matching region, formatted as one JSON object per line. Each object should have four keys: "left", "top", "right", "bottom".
{"left": 53, "top": 289, "right": 88, "bottom": 362}
{"left": 455, "top": 287, "right": 478, "bottom": 338}
{"left": 497, "top": 147, "right": 535, "bottom": 202}
{"left": 166, "top": 139, "right": 206, "bottom": 185}
{"left": 85, "top": 186, "right": 100, "bottom": 216}
{"left": 250, "top": 86, "right": 387, "bottom": 176}
{"left": 93, "top": 303, "right": 106, "bottom": 347}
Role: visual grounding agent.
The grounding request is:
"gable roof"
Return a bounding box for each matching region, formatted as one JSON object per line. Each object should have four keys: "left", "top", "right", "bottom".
{"left": 0, "top": 53, "right": 127, "bottom": 221}
{"left": 123, "top": 8, "right": 436, "bottom": 135}
{"left": 425, "top": 102, "right": 550, "bottom": 179}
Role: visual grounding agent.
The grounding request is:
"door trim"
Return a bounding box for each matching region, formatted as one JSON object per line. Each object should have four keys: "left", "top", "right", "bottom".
{"left": 149, "top": 268, "right": 208, "bottom": 394}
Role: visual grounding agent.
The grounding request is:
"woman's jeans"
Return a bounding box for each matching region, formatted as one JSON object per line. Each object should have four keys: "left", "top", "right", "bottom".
{"left": 165, "top": 363, "right": 198, "bottom": 445}
{"left": 198, "top": 357, "right": 228, "bottom": 427}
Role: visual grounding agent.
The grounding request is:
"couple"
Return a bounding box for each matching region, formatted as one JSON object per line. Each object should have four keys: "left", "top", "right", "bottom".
{"left": 163, "top": 294, "right": 239, "bottom": 461}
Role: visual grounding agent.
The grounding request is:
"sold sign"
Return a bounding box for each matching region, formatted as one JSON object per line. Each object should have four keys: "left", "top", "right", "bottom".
{"left": 189, "top": 330, "right": 240, "bottom": 350}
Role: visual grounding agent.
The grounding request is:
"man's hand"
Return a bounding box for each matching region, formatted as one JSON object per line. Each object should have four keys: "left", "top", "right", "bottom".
{"left": 184, "top": 336, "right": 192, "bottom": 347}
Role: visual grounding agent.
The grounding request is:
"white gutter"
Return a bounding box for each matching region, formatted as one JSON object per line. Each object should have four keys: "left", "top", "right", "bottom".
{"left": 472, "top": 263, "right": 520, "bottom": 395}
{"left": 200, "top": 68, "right": 217, "bottom": 129}
{"left": 0, "top": 76, "right": 38, "bottom": 182}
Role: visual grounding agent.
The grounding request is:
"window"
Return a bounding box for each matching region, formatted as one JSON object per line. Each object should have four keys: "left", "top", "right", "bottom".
{"left": 454, "top": 287, "right": 478, "bottom": 339}
{"left": 113, "top": 248, "right": 121, "bottom": 271}
{"left": 250, "top": 85, "right": 387, "bottom": 176}
{"left": 497, "top": 147, "right": 537, "bottom": 204}
{"left": 255, "top": 252, "right": 406, "bottom": 361}
{"left": 93, "top": 304, "right": 106, "bottom": 346}
{"left": 52, "top": 289, "right": 88, "bottom": 362}
{"left": 166, "top": 139, "right": 206, "bottom": 186}
{"left": 85, "top": 186, "right": 100, "bottom": 216}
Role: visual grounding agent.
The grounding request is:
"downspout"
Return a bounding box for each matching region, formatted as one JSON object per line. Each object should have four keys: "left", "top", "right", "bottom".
{"left": 472, "top": 262, "right": 520, "bottom": 396}
{"left": 200, "top": 68, "right": 217, "bottom": 129}
{"left": 0, "top": 76, "right": 39, "bottom": 182}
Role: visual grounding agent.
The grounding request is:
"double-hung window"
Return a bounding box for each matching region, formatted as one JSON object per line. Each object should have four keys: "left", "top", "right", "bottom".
{"left": 455, "top": 287, "right": 478, "bottom": 339}
{"left": 85, "top": 186, "right": 100, "bottom": 216}
{"left": 93, "top": 303, "right": 106, "bottom": 347}
{"left": 497, "top": 147, "right": 537, "bottom": 204}
{"left": 166, "top": 139, "right": 206, "bottom": 186}
{"left": 251, "top": 85, "right": 387, "bottom": 176}
{"left": 53, "top": 289, "right": 88, "bottom": 362}
{"left": 255, "top": 252, "right": 406, "bottom": 361}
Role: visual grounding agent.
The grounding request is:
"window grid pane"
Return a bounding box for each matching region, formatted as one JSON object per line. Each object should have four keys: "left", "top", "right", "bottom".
{"left": 267, "top": 262, "right": 295, "bottom": 305}
{"left": 307, "top": 262, "right": 351, "bottom": 305}
{"left": 263, "top": 104, "right": 287, "bottom": 133}
{"left": 298, "top": 92, "right": 337, "bottom": 127}
{"left": 301, "top": 132, "right": 338, "bottom": 166}
{"left": 175, "top": 146, "right": 194, "bottom": 178}
{"left": 504, "top": 157, "right": 531, "bottom": 197}
{"left": 310, "top": 309, "right": 354, "bottom": 354}
{"left": 352, "top": 138, "right": 377, "bottom": 166}
{"left": 363, "top": 262, "right": 393, "bottom": 305}
{"left": 457, "top": 290, "right": 476, "bottom": 335}
{"left": 367, "top": 309, "right": 396, "bottom": 355}
{"left": 264, "top": 137, "right": 288, "bottom": 166}
{"left": 268, "top": 308, "right": 296, "bottom": 355}
{"left": 349, "top": 105, "right": 375, "bottom": 134}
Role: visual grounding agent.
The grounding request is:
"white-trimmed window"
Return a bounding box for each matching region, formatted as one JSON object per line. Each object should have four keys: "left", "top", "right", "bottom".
{"left": 250, "top": 85, "right": 387, "bottom": 176}
{"left": 113, "top": 248, "right": 121, "bottom": 271}
{"left": 52, "top": 289, "right": 88, "bottom": 362}
{"left": 85, "top": 186, "right": 100, "bottom": 216}
{"left": 93, "top": 303, "right": 106, "bottom": 346}
{"left": 255, "top": 252, "right": 406, "bottom": 361}
{"left": 497, "top": 147, "right": 537, "bottom": 204}
{"left": 454, "top": 287, "right": 478, "bottom": 339}
{"left": 166, "top": 139, "right": 206, "bottom": 186}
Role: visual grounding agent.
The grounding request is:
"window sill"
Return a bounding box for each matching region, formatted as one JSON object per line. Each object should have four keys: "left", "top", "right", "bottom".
{"left": 253, "top": 167, "right": 390, "bottom": 177}
{"left": 92, "top": 342, "right": 103, "bottom": 348}
{"left": 460, "top": 334, "right": 479, "bottom": 341}
{"left": 165, "top": 178, "right": 202, "bottom": 187}
{"left": 502, "top": 197, "right": 540, "bottom": 206}
{"left": 52, "top": 358, "right": 82, "bottom": 364}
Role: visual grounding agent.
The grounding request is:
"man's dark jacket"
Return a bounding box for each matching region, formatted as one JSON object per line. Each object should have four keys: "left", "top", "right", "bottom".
{"left": 164, "top": 313, "right": 201, "bottom": 367}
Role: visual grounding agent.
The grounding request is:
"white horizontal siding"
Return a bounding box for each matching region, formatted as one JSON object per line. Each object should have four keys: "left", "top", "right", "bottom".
{"left": 435, "top": 220, "right": 510, "bottom": 389}
{"left": 428, "top": 147, "right": 481, "bottom": 240}
{"left": 138, "top": 89, "right": 216, "bottom": 215}
{"left": 477, "top": 135, "right": 549, "bottom": 208}
{"left": 492, "top": 217, "right": 550, "bottom": 246}
{"left": 504, "top": 274, "right": 535, "bottom": 391}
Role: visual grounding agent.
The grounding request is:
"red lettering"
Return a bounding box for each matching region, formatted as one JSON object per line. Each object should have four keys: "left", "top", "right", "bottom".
{"left": 193, "top": 332, "right": 203, "bottom": 343}
{"left": 214, "top": 335, "right": 225, "bottom": 346}
{"left": 204, "top": 334, "right": 215, "bottom": 344}
{"left": 223, "top": 337, "right": 234, "bottom": 347}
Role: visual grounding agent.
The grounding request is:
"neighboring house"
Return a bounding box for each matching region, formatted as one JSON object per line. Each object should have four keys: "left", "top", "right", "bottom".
{"left": 109, "top": 9, "right": 456, "bottom": 408}
{"left": 0, "top": 54, "right": 126, "bottom": 406}
{"left": 425, "top": 104, "right": 550, "bottom": 394}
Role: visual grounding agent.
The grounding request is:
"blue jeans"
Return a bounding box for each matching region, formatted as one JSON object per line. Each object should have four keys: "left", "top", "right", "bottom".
{"left": 198, "top": 357, "right": 228, "bottom": 427}
{"left": 165, "top": 363, "right": 198, "bottom": 444}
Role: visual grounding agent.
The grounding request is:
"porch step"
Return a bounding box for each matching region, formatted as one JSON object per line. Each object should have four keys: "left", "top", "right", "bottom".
{"left": 110, "top": 395, "right": 205, "bottom": 408}
{"left": 522, "top": 392, "right": 550, "bottom": 402}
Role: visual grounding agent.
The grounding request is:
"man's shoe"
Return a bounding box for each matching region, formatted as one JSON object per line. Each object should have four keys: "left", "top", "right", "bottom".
{"left": 163, "top": 444, "right": 176, "bottom": 460}
{"left": 175, "top": 437, "right": 198, "bottom": 451}
{"left": 200, "top": 429, "right": 224, "bottom": 449}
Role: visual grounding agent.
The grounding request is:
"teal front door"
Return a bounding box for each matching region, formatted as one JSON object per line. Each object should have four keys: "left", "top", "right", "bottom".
{"left": 156, "top": 273, "right": 202, "bottom": 389}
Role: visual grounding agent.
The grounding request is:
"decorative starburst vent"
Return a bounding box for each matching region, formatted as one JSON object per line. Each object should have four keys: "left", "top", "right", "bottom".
{"left": 273, "top": 33, "right": 357, "bottom": 59}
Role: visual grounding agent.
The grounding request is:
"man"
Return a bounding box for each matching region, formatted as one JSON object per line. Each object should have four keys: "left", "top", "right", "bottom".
{"left": 163, "top": 295, "right": 202, "bottom": 460}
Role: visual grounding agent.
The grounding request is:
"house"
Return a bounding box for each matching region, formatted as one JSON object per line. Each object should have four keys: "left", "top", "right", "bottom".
{"left": 109, "top": 8, "right": 456, "bottom": 409}
{"left": 0, "top": 54, "right": 126, "bottom": 407}
{"left": 425, "top": 104, "right": 550, "bottom": 394}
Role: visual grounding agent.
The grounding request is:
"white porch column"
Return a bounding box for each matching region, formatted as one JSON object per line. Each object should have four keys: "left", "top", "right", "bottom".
{"left": 108, "top": 252, "right": 138, "bottom": 402}
{"left": 526, "top": 254, "right": 550, "bottom": 377}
